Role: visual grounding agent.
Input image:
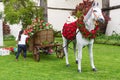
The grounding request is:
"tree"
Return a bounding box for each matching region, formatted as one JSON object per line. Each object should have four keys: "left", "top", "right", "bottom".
{"left": 3, "top": 0, "right": 44, "bottom": 29}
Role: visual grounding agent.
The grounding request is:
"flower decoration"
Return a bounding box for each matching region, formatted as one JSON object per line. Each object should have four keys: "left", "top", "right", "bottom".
{"left": 24, "top": 18, "right": 53, "bottom": 37}
{"left": 77, "top": 15, "right": 99, "bottom": 39}
{"left": 62, "top": 21, "right": 77, "bottom": 40}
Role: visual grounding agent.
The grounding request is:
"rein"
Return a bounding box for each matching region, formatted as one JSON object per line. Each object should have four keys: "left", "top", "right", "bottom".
{"left": 56, "top": 30, "right": 79, "bottom": 57}
{"left": 62, "top": 30, "right": 79, "bottom": 49}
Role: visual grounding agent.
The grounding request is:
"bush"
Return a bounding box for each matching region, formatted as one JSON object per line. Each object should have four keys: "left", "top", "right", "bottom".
{"left": 4, "top": 35, "right": 15, "bottom": 41}
{"left": 54, "top": 30, "right": 62, "bottom": 37}
{"left": 95, "top": 34, "right": 120, "bottom": 46}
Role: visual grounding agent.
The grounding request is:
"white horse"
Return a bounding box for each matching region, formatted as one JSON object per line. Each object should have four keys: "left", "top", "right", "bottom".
{"left": 62, "top": 2, "right": 105, "bottom": 72}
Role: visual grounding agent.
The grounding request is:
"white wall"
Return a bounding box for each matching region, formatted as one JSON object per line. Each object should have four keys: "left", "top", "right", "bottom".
{"left": 106, "top": 9, "right": 120, "bottom": 35}
{"left": 48, "top": 0, "right": 83, "bottom": 9}
{"left": 9, "top": 24, "right": 22, "bottom": 37}
{"left": 0, "top": 3, "right": 4, "bottom": 11}
{"left": 110, "top": 0, "right": 120, "bottom": 6}
{"left": 32, "top": 0, "right": 40, "bottom": 6}
{"left": 0, "top": 2, "right": 4, "bottom": 46}
{"left": 47, "top": 0, "right": 102, "bottom": 31}
{"left": 0, "top": 20, "right": 3, "bottom": 46}
{"left": 105, "top": 0, "right": 120, "bottom": 36}
{"left": 48, "top": 9, "right": 71, "bottom": 31}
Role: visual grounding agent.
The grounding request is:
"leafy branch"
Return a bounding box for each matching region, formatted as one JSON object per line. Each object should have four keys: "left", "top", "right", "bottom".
{"left": 3, "top": 0, "right": 44, "bottom": 29}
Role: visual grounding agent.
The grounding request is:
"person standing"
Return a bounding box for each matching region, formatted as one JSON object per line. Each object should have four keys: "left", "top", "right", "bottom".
{"left": 16, "top": 29, "right": 29, "bottom": 61}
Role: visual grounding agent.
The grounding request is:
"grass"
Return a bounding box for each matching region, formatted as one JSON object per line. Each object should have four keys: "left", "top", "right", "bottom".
{"left": 0, "top": 39, "right": 120, "bottom": 80}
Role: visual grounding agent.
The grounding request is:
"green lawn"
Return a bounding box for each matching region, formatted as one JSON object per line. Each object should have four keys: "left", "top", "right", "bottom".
{"left": 0, "top": 39, "right": 120, "bottom": 80}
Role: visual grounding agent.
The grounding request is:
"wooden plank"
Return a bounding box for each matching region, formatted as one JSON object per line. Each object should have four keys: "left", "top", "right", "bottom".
{"left": 47, "top": 7, "right": 74, "bottom": 11}
{"left": 35, "top": 44, "right": 61, "bottom": 48}
{"left": 102, "top": 5, "right": 120, "bottom": 11}
{"left": 102, "top": 0, "right": 109, "bottom": 9}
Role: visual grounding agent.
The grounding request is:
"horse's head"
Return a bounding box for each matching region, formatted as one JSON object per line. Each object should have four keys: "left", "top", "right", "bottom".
{"left": 92, "top": 2, "right": 105, "bottom": 24}
{"left": 84, "top": 1, "right": 105, "bottom": 29}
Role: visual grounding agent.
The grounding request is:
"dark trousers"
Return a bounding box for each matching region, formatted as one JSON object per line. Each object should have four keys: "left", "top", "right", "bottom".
{"left": 16, "top": 44, "right": 27, "bottom": 59}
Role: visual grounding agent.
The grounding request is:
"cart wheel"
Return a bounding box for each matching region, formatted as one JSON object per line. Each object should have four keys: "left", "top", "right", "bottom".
{"left": 56, "top": 46, "right": 64, "bottom": 58}
{"left": 33, "top": 53, "right": 40, "bottom": 62}
{"left": 36, "top": 53, "right": 40, "bottom": 61}
{"left": 33, "top": 47, "right": 40, "bottom": 62}
{"left": 56, "top": 50, "right": 64, "bottom": 58}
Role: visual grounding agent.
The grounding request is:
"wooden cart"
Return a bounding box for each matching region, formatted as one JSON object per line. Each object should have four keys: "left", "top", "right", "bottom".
{"left": 28, "top": 29, "right": 64, "bottom": 61}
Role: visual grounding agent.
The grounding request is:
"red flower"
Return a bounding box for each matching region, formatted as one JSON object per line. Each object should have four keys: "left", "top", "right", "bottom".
{"left": 79, "top": 21, "right": 84, "bottom": 25}
{"left": 91, "top": 30, "right": 96, "bottom": 34}
{"left": 62, "top": 22, "right": 77, "bottom": 40}
{"left": 95, "top": 26, "right": 99, "bottom": 31}
{"left": 46, "top": 23, "right": 49, "bottom": 26}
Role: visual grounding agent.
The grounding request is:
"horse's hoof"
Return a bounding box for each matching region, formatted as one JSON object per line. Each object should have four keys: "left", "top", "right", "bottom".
{"left": 78, "top": 70, "right": 81, "bottom": 73}
{"left": 66, "top": 64, "right": 70, "bottom": 67}
{"left": 92, "top": 68, "right": 97, "bottom": 72}
{"left": 76, "top": 60, "right": 78, "bottom": 64}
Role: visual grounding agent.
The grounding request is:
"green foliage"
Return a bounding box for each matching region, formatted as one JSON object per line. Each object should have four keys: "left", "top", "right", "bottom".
{"left": 0, "top": 12, "right": 2, "bottom": 19}
{"left": 75, "top": 10, "right": 83, "bottom": 18}
{"left": 54, "top": 30, "right": 62, "bottom": 37}
{"left": 3, "top": 0, "right": 44, "bottom": 28}
{"left": 3, "top": 34, "right": 15, "bottom": 41}
{"left": 95, "top": 34, "right": 120, "bottom": 45}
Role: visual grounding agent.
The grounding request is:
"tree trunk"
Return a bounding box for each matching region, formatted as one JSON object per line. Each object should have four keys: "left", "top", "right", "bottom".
{"left": 100, "top": 0, "right": 109, "bottom": 34}
{"left": 40, "top": 0, "right": 48, "bottom": 21}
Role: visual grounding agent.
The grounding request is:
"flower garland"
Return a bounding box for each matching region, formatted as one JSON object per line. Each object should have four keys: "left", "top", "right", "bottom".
{"left": 77, "top": 16, "right": 99, "bottom": 39}
{"left": 62, "top": 15, "right": 99, "bottom": 40}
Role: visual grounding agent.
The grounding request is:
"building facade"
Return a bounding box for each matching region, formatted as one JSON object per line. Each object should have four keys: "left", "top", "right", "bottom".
{"left": 0, "top": 0, "right": 120, "bottom": 38}
{"left": 105, "top": 0, "right": 120, "bottom": 36}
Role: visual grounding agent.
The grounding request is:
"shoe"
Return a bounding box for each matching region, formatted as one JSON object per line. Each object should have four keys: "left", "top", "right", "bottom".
{"left": 24, "top": 58, "right": 26, "bottom": 61}
{"left": 16, "top": 59, "right": 18, "bottom": 61}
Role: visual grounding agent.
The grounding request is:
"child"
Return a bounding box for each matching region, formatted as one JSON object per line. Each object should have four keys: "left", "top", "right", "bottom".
{"left": 16, "top": 29, "right": 29, "bottom": 61}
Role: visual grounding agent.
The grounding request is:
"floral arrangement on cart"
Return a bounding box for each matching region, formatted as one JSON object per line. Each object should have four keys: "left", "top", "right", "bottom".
{"left": 24, "top": 18, "right": 55, "bottom": 54}
{"left": 24, "top": 18, "right": 53, "bottom": 37}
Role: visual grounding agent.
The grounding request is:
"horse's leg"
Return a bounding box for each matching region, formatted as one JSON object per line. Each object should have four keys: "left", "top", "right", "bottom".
{"left": 77, "top": 44, "right": 82, "bottom": 72}
{"left": 88, "top": 43, "right": 96, "bottom": 71}
{"left": 73, "top": 40, "right": 78, "bottom": 64}
{"left": 76, "top": 29, "right": 82, "bottom": 72}
{"left": 62, "top": 37, "right": 70, "bottom": 67}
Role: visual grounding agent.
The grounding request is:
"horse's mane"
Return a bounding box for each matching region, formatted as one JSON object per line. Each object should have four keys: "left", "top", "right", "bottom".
{"left": 84, "top": 8, "right": 92, "bottom": 22}
{"left": 72, "top": 0, "right": 94, "bottom": 16}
